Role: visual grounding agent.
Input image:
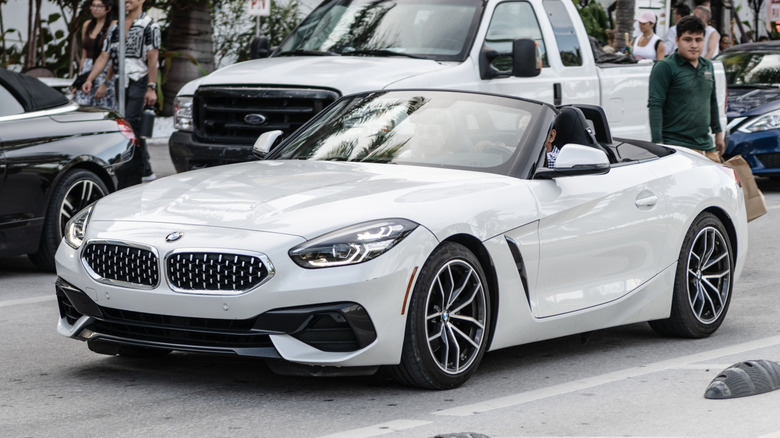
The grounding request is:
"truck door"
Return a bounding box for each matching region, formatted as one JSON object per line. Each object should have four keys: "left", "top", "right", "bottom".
{"left": 476, "top": 0, "right": 599, "bottom": 107}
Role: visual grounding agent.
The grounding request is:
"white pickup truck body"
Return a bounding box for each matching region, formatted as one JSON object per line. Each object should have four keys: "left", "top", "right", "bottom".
{"left": 170, "top": 0, "right": 726, "bottom": 172}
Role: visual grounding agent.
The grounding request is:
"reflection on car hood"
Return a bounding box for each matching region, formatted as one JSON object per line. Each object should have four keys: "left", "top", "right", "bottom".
{"left": 726, "top": 87, "right": 780, "bottom": 117}
{"left": 92, "top": 160, "right": 523, "bottom": 239}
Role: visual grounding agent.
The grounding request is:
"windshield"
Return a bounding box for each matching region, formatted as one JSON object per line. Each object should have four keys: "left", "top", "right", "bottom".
{"left": 719, "top": 51, "right": 780, "bottom": 86}
{"left": 270, "top": 90, "right": 542, "bottom": 173}
{"left": 276, "top": 0, "right": 483, "bottom": 61}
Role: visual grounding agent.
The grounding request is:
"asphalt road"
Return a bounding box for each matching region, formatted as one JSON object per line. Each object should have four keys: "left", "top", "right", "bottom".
{"left": 2, "top": 149, "right": 780, "bottom": 437}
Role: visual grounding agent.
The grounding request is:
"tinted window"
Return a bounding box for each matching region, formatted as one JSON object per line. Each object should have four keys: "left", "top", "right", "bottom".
{"left": 719, "top": 51, "right": 780, "bottom": 85}
{"left": 542, "top": 0, "right": 582, "bottom": 66}
{"left": 485, "top": 1, "right": 548, "bottom": 69}
{"left": 0, "top": 85, "right": 24, "bottom": 117}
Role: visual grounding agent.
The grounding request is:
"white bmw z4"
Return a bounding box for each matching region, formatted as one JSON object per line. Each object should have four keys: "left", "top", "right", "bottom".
{"left": 55, "top": 89, "right": 748, "bottom": 389}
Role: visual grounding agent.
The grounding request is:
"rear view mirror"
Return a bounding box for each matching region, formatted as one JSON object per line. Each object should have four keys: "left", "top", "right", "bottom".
{"left": 250, "top": 36, "right": 271, "bottom": 59}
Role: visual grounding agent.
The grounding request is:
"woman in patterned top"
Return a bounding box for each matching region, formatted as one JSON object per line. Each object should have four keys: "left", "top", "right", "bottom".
{"left": 74, "top": 0, "right": 117, "bottom": 109}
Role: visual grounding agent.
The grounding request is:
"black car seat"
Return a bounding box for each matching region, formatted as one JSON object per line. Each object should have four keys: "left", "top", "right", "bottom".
{"left": 552, "top": 106, "right": 600, "bottom": 149}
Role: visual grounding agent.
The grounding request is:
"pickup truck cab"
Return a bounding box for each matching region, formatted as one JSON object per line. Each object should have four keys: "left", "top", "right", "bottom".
{"left": 170, "top": 0, "right": 726, "bottom": 172}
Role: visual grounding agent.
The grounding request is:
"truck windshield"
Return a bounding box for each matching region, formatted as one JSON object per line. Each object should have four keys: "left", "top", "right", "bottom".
{"left": 276, "top": 0, "right": 483, "bottom": 61}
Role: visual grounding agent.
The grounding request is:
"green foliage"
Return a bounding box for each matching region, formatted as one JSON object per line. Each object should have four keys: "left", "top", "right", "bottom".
{"left": 576, "top": 0, "right": 609, "bottom": 44}
{"left": 213, "top": 0, "right": 302, "bottom": 66}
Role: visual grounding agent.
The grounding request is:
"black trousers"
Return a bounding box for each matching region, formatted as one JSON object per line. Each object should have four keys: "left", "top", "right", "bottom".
{"left": 125, "top": 76, "right": 153, "bottom": 176}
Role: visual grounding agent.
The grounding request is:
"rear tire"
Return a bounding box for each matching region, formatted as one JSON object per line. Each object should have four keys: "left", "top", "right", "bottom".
{"left": 29, "top": 169, "right": 109, "bottom": 271}
{"left": 391, "top": 242, "right": 491, "bottom": 389}
{"left": 649, "top": 212, "right": 733, "bottom": 338}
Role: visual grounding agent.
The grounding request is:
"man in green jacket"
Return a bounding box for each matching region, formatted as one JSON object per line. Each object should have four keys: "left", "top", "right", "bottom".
{"left": 648, "top": 15, "right": 724, "bottom": 162}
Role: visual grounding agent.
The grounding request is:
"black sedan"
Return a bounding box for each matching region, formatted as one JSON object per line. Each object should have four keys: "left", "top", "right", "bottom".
{"left": 0, "top": 68, "right": 141, "bottom": 271}
{"left": 717, "top": 41, "right": 780, "bottom": 177}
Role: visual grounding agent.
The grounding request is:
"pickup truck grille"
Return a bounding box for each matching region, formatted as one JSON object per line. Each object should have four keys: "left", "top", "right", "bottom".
{"left": 193, "top": 86, "right": 340, "bottom": 145}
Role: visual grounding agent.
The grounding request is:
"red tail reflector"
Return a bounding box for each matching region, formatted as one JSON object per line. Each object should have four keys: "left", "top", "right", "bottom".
{"left": 117, "top": 118, "right": 139, "bottom": 146}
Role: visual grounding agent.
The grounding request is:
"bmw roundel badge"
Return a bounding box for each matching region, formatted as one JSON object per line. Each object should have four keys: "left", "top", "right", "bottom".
{"left": 166, "top": 231, "right": 184, "bottom": 242}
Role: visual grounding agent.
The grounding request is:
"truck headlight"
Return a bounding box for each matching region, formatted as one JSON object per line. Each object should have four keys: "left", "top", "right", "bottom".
{"left": 173, "top": 96, "right": 194, "bottom": 132}
{"left": 289, "top": 219, "right": 418, "bottom": 268}
{"left": 64, "top": 204, "right": 94, "bottom": 249}
{"left": 737, "top": 109, "right": 780, "bottom": 133}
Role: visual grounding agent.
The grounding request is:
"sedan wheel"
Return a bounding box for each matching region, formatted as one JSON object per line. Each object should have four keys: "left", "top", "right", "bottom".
{"left": 392, "top": 242, "right": 490, "bottom": 389}
{"left": 650, "top": 212, "right": 733, "bottom": 338}
{"left": 29, "top": 169, "right": 109, "bottom": 272}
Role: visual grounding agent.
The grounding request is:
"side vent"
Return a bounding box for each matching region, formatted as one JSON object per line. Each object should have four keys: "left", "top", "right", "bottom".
{"left": 505, "top": 236, "right": 530, "bottom": 305}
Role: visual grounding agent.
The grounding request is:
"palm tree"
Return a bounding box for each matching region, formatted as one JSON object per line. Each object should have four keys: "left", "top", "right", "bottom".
{"left": 614, "top": 0, "right": 635, "bottom": 52}
{"left": 162, "top": 0, "right": 215, "bottom": 116}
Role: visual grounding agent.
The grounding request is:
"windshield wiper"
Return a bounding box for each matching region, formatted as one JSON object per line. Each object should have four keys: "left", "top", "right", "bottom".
{"left": 728, "top": 84, "right": 779, "bottom": 89}
{"left": 342, "top": 49, "right": 426, "bottom": 59}
{"left": 274, "top": 49, "right": 339, "bottom": 57}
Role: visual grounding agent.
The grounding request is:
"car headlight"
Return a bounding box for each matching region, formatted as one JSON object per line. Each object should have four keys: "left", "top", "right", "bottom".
{"left": 737, "top": 109, "right": 780, "bottom": 133}
{"left": 64, "top": 204, "right": 94, "bottom": 249}
{"left": 289, "top": 219, "right": 418, "bottom": 268}
{"left": 173, "top": 96, "right": 194, "bottom": 132}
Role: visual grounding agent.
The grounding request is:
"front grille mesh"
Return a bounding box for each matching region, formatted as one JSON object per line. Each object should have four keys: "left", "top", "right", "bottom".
{"left": 194, "top": 86, "right": 339, "bottom": 145}
{"left": 83, "top": 243, "right": 159, "bottom": 287}
{"left": 756, "top": 153, "right": 780, "bottom": 169}
{"left": 167, "top": 252, "right": 270, "bottom": 292}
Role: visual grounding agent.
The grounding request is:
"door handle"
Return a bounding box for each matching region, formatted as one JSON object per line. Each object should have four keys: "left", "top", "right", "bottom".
{"left": 553, "top": 83, "right": 562, "bottom": 106}
{"left": 635, "top": 195, "right": 658, "bottom": 208}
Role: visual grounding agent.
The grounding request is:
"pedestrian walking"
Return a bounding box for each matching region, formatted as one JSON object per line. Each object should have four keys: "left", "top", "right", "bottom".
{"left": 664, "top": 3, "right": 690, "bottom": 56}
{"left": 632, "top": 11, "right": 664, "bottom": 61}
{"left": 81, "top": 0, "right": 160, "bottom": 181}
{"left": 648, "top": 15, "right": 724, "bottom": 162}
{"left": 73, "top": 0, "right": 117, "bottom": 109}
{"left": 693, "top": 5, "right": 720, "bottom": 59}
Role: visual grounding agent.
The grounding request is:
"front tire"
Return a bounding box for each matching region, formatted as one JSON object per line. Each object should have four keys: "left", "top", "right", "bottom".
{"left": 650, "top": 212, "right": 734, "bottom": 338}
{"left": 391, "top": 242, "right": 491, "bottom": 389}
{"left": 29, "top": 169, "right": 109, "bottom": 272}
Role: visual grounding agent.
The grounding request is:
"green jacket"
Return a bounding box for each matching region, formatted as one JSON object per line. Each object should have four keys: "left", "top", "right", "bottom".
{"left": 648, "top": 52, "right": 721, "bottom": 151}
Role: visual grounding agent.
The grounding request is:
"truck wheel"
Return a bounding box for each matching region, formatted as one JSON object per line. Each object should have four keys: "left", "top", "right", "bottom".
{"left": 391, "top": 242, "right": 490, "bottom": 389}
{"left": 649, "top": 212, "right": 733, "bottom": 338}
{"left": 29, "top": 169, "right": 108, "bottom": 272}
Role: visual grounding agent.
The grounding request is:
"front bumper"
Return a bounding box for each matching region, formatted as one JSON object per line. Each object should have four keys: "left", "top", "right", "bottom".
{"left": 55, "top": 221, "right": 438, "bottom": 367}
{"left": 168, "top": 130, "right": 256, "bottom": 173}
{"left": 725, "top": 128, "right": 780, "bottom": 177}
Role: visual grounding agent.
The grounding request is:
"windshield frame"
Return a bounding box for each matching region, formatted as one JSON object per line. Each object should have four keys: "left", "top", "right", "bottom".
{"left": 274, "top": 0, "right": 485, "bottom": 62}
{"left": 266, "top": 89, "right": 555, "bottom": 178}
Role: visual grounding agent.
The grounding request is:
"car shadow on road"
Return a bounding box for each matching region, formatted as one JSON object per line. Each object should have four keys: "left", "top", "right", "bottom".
{"left": 756, "top": 177, "right": 780, "bottom": 193}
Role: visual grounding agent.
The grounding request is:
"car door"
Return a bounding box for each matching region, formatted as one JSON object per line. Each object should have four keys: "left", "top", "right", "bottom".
{"left": 0, "top": 82, "right": 25, "bottom": 229}
{"left": 527, "top": 162, "right": 671, "bottom": 318}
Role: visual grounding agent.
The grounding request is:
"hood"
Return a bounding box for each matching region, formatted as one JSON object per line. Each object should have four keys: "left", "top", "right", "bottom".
{"left": 91, "top": 161, "right": 524, "bottom": 239}
{"left": 726, "top": 87, "right": 780, "bottom": 117}
{"left": 188, "top": 56, "right": 451, "bottom": 96}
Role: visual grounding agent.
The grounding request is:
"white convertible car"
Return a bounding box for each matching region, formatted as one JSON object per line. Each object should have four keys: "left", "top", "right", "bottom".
{"left": 55, "top": 89, "right": 747, "bottom": 389}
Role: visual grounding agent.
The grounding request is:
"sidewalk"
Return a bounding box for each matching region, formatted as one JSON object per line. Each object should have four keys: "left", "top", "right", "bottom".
{"left": 146, "top": 116, "right": 176, "bottom": 178}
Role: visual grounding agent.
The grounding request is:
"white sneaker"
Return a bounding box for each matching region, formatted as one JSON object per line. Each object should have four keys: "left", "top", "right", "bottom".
{"left": 141, "top": 173, "right": 157, "bottom": 182}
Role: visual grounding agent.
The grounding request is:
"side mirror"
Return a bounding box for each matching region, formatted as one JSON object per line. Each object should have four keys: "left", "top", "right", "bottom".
{"left": 512, "top": 38, "right": 541, "bottom": 78}
{"left": 252, "top": 130, "right": 284, "bottom": 159}
{"left": 250, "top": 36, "right": 271, "bottom": 59}
{"left": 534, "top": 144, "right": 610, "bottom": 179}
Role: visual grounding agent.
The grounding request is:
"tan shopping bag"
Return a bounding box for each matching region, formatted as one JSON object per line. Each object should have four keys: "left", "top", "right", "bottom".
{"left": 723, "top": 155, "right": 767, "bottom": 222}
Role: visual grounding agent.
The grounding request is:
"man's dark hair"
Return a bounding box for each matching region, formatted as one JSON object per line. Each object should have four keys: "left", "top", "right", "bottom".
{"left": 675, "top": 3, "right": 691, "bottom": 16}
{"left": 676, "top": 15, "right": 706, "bottom": 37}
{"left": 693, "top": 0, "right": 710, "bottom": 6}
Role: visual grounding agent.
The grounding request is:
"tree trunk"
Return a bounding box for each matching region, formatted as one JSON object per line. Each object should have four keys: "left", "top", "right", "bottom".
{"left": 25, "top": 0, "right": 36, "bottom": 69}
{"left": 162, "top": 1, "right": 216, "bottom": 116}
{"left": 614, "top": 0, "right": 635, "bottom": 52}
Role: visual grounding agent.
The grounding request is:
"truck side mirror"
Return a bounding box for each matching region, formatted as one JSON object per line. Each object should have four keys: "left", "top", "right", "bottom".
{"left": 252, "top": 130, "right": 284, "bottom": 159}
{"left": 512, "top": 38, "right": 541, "bottom": 77}
{"left": 250, "top": 36, "right": 271, "bottom": 59}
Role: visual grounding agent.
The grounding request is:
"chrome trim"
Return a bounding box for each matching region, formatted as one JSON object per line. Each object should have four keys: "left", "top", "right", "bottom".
{"left": 0, "top": 102, "right": 79, "bottom": 122}
{"left": 727, "top": 116, "right": 747, "bottom": 133}
{"left": 80, "top": 239, "right": 162, "bottom": 290}
{"left": 163, "top": 248, "right": 276, "bottom": 295}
